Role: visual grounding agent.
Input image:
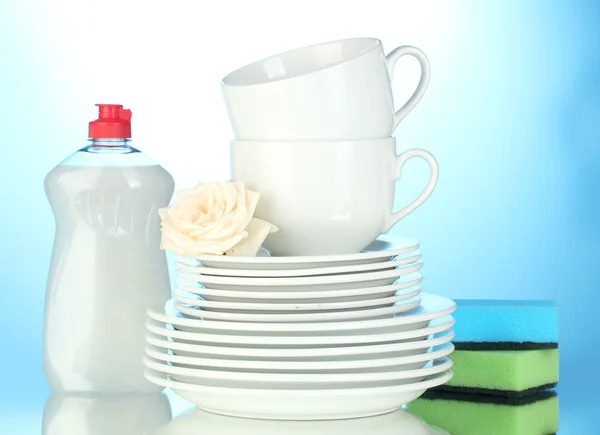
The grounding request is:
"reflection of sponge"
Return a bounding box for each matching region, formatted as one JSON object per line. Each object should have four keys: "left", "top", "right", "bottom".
{"left": 438, "top": 349, "right": 558, "bottom": 397}
{"left": 453, "top": 300, "right": 558, "bottom": 350}
{"left": 407, "top": 389, "right": 559, "bottom": 435}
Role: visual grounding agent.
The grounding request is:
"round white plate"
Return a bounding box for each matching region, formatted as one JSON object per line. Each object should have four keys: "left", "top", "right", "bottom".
{"left": 144, "top": 356, "right": 452, "bottom": 389}
{"left": 176, "top": 273, "right": 423, "bottom": 304}
{"left": 173, "top": 288, "right": 421, "bottom": 313}
{"left": 144, "top": 340, "right": 455, "bottom": 373}
{"left": 176, "top": 261, "right": 424, "bottom": 292}
{"left": 173, "top": 296, "right": 421, "bottom": 322}
{"left": 144, "top": 316, "right": 454, "bottom": 359}
{"left": 194, "top": 236, "right": 419, "bottom": 271}
{"left": 143, "top": 367, "right": 452, "bottom": 420}
{"left": 146, "top": 315, "right": 453, "bottom": 347}
{"left": 148, "top": 293, "right": 456, "bottom": 334}
{"left": 177, "top": 251, "right": 422, "bottom": 278}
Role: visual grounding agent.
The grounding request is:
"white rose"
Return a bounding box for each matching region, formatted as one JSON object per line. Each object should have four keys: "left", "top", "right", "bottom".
{"left": 158, "top": 181, "right": 278, "bottom": 257}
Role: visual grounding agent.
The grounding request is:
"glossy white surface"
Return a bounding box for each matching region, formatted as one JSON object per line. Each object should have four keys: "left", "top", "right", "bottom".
{"left": 147, "top": 294, "right": 456, "bottom": 333}
{"left": 173, "top": 289, "right": 420, "bottom": 313}
{"left": 145, "top": 340, "right": 454, "bottom": 372}
{"left": 173, "top": 296, "right": 421, "bottom": 322}
{"left": 144, "top": 356, "right": 452, "bottom": 389}
{"left": 176, "top": 250, "right": 422, "bottom": 277}
{"left": 144, "top": 368, "right": 453, "bottom": 420}
{"left": 197, "top": 236, "right": 419, "bottom": 269}
{"left": 145, "top": 315, "right": 453, "bottom": 347}
{"left": 231, "top": 138, "right": 438, "bottom": 255}
{"left": 221, "top": 38, "right": 430, "bottom": 141}
{"left": 176, "top": 259, "right": 424, "bottom": 292}
{"left": 176, "top": 274, "right": 422, "bottom": 304}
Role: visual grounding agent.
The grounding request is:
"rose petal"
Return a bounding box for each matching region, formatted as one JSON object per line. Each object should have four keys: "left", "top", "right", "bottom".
{"left": 225, "top": 218, "right": 279, "bottom": 257}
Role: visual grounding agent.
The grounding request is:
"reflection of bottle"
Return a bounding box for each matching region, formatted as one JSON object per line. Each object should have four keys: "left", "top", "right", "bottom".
{"left": 44, "top": 105, "right": 174, "bottom": 393}
{"left": 42, "top": 393, "right": 172, "bottom": 435}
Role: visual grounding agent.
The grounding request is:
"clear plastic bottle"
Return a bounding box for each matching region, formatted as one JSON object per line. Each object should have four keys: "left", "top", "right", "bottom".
{"left": 44, "top": 104, "right": 174, "bottom": 393}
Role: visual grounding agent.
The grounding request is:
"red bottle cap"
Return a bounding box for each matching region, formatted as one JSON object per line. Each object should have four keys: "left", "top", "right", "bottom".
{"left": 88, "top": 104, "right": 132, "bottom": 139}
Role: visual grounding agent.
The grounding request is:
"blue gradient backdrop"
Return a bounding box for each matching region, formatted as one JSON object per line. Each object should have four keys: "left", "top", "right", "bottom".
{"left": 1, "top": 0, "right": 599, "bottom": 431}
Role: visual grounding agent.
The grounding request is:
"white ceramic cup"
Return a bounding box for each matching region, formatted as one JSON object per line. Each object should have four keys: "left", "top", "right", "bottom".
{"left": 222, "top": 38, "right": 430, "bottom": 141}
{"left": 230, "top": 138, "right": 438, "bottom": 256}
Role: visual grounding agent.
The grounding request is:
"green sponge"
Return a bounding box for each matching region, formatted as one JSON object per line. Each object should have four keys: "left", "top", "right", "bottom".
{"left": 439, "top": 349, "right": 559, "bottom": 397}
{"left": 406, "top": 390, "right": 558, "bottom": 435}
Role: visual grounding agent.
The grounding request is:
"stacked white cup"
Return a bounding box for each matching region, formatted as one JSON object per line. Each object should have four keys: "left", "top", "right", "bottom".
{"left": 222, "top": 38, "right": 439, "bottom": 256}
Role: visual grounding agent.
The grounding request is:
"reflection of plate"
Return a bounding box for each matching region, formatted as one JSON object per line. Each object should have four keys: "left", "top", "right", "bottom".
{"left": 144, "top": 367, "right": 453, "bottom": 421}
{"left": 192, "top": 236, "right": 419, "bottom": 270}
{"left": 153, "top": 401, "right": 449, "bottom": 435}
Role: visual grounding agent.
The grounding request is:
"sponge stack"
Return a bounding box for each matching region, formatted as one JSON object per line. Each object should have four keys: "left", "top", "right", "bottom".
{"left": 407, "top": 300, "right": 559, "bottom": 435}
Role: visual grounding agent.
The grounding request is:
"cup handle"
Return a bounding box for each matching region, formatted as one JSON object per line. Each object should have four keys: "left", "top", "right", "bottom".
{"left": 383, "top": 149, "right": 439, "bottom": 233}
{"left": 385, "top": 46, "right": 431, "bottom": 131}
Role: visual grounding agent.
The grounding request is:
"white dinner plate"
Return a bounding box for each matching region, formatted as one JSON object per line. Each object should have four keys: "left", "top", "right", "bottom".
{"left": 146, "top": 315, "right": 453, "bottom": 347}
{"left": 176, "top": 251, "right": 422, "bottom": 278}
{"left": 173, "top": 296, "right": 421, "bottom": 322}
{"left": 144, "top": 316, "right": 454, "bottom": 361}
{"left": 176, "top": 261, "right": 424, "bottom": 292}
{"left": 148, "top": 294, "right": 455, "bottom": 335}
{"left": 194, "top": 236, "right": 419, "bottom": 271}
{"left": 143, "top": 367, "right": 453, "bottom": 420}
{"left": 144, "top": 356, "right": 452, "bottom": 389}
{"left": 173, "top": 288, "right": 421, "bottom": 313}
{"left": 176, "top": 273, "right": 423, "bottom": 304}
{"left": 144, "top": 340, "right": 454, "bottom": 373}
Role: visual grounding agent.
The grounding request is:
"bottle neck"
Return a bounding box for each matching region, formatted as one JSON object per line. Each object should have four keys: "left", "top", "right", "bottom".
{"left": 86, "top": 138, "right": 134, "bottom": 154}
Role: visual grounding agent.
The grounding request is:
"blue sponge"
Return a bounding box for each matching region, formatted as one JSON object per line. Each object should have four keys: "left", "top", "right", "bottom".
{"left": 452, "top": 300, "right": 558, "bottom": 350}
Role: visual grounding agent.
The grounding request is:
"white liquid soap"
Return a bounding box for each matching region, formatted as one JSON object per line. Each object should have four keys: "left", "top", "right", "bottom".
{"left": 44, "top": 105, "right": 174, "bottom": 393}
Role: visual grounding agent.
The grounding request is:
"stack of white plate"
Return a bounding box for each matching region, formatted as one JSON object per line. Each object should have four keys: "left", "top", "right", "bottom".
{"left": 144, "top": 237, "right": 456, "bottom": 420}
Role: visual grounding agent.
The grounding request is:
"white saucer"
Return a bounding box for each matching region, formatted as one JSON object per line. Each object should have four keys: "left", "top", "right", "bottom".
{"left": 193, "top": 236, "right": 419, "bottom": 271}
{"left": 177, "top": 251, "right": 422, "bottom": 278}
{"left": 176, "top": 261, "right": 423, "bottom": 292}
{"left": 145, "top": 340, "right": 454, "bottom": 373}
{"left": 146, "top": 315, "right": 453, "bottom": 347}
{"left": 176, "top": 273, "right": 423, "bottom": 304}
{"left": 147, "top": 294, "right": 456, "bottom": 334}
{"left": 173, "top": 296, "right": 421, "bottom": 322}
{"left": 144, "top": 356, "right": 452, "bottom": 389}
{"left": 173, "top": 288, "right": 420, "bottom": 313}
{"left": 143, "top": 367, "right": 452, "bottom": 420}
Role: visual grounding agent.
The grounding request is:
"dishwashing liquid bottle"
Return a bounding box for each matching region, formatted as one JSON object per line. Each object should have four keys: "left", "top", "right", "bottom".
{"left": 44, "top": 104, "right": 174, "bottom": 393}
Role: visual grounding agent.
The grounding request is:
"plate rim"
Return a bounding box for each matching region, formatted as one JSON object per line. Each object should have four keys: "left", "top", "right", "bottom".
{"left": 143, "top": 367, "right": 453, "bottom": 395}
{"left": 176, "top": 261, "right": 424, "bottom": 286}
{"left": 147, "top": 294, "right": 456, "bottom": 331}
{"left": 193, "top": 236, "right": 419, "bottom": 265}
{"left": 144, "top": 316, "right": 455, "bottom": 348}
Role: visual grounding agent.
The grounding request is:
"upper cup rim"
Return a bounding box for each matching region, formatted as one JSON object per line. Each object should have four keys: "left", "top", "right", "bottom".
{"left": 221, "top": 38, "right": 382, "bottom": 88}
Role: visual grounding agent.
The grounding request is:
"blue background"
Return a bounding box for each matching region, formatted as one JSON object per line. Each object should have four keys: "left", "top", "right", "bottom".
{"left": 1, "top": 0, "right": 598, "bottom": 432}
